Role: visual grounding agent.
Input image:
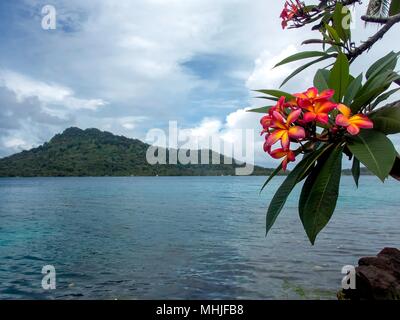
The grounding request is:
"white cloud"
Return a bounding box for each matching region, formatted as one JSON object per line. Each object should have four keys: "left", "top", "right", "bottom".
{"left": 172, "top": 108, "right": 278, "bottom": 167}
{"left": 246, "top": 45, "right": 298, "bottom": 91}
{"left": 2, "top": 137, "right": 32, "bottom": 151}
{"left": 98, "top": 116, "right": 148, "bottom": 131}
{"left": 0, "top": 70, "right": 106, "bottom": 111}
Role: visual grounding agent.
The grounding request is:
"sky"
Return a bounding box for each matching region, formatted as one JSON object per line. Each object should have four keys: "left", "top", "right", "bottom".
{"left": 0, "top": 0, "right": 399, "bottom": 167}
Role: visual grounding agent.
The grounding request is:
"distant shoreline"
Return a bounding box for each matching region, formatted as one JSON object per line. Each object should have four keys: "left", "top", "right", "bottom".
{"left": 0, "top": 172, "right": 373, "bottom": 178}
{"left": 0, "top": 127, "right": 373, "bottom": 178}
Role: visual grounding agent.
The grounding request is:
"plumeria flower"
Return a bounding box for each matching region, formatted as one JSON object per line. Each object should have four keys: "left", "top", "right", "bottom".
{"left": 280, "top": 0, "right": 304, "bottom": 29}
{"left": 260, "top": 96, "right": 291, "bottom": 135}
{"left": 260, "top": 114, "right": 273, "bottom": 135}
{"left": 335, "top": 104, "right": 374, "bottom": 135}
{"left": 295, "top": 87, "right": 335, "bottom": 105}
{"left": 269, "top": 148, "right": 296, "bottom": 171}
{"left": 269, "top": 96, "right": 288, "bottom": 116}
{"left": 266, "top": 109, "right": 306, "bottom": 149}
{"left": 263, "top": 141, "right": 271, "bottom": 153}
{"left": 295, "top": 87, "right": 337, "bottom": 124}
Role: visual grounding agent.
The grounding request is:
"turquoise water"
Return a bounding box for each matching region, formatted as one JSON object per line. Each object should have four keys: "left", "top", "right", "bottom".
{"left": 0, "top": 176, "right": 399, "bottom": 300}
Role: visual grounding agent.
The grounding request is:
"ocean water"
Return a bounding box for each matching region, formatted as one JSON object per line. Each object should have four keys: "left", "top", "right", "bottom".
{"left": 0, "top": 176, "right": 399, "bottom": 300}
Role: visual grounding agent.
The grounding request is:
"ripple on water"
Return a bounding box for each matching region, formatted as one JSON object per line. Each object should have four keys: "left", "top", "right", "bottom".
{"left": 0, "top": 176, "right": 399, "bottom": 299}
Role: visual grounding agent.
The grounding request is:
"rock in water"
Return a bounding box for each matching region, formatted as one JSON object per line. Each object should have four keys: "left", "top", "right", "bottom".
{"left": 338, "top": 248, "right": 400, "bottom": 300}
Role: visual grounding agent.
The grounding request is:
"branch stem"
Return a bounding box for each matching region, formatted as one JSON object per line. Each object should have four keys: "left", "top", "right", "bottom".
{"left": 348, "top": 14, "right": 400, "bottom": 62}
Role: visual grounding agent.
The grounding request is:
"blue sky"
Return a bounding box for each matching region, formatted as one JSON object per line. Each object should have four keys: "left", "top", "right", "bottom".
{"left": 0, "top": 0, "right": 399, "bottom": 166}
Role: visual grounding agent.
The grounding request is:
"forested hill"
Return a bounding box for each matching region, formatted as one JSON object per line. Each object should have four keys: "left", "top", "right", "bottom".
{"left": 0, "top": 127, "right": 271, "bottom": 177}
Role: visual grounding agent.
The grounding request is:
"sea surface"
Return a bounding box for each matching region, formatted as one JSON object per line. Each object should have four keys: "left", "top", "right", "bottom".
{"left": 0, "top": 176, "right": 399, "bottom": 300}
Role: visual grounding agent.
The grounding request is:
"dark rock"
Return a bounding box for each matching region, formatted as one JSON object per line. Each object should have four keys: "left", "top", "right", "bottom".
{"left": 338, "top": 248, "right": 400, "bottom": 300}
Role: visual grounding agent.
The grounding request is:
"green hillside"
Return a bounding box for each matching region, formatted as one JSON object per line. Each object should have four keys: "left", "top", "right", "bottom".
{"left": 0, "top": 127, "right": 272, "bottom": 177}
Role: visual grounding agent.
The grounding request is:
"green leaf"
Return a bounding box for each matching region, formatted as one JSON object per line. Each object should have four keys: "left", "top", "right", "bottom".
{"left": 358, "top": 70, "right": 399, "bottom": 98}
{"left": 369, "top": 101, "right": 400, "bottom": 134}
{"left": 261, "top": 142, "right": 322, "bottom": 193}
{"left": 260, "top": 163, "right": 283, "bottom": 193}
{"left": 371, "top": 88, "right": 400, "bottom": 109}
{"left": 280, "top": 55, "right": 333, "bottom": 88}
{"left": 351, "top": 71, "right": 400, "bottom": 113}
{"left": 347, "top": 129, "right": 397, "bottom": 181}
{"left": 266, "top": 144, "right": 333, "bottom": 235}
{"left": 247, "top": 106, "right": 274, "bottom": 113}
{"left": 366, "top": 51, "right": 399, "bottom": 80}
{"left": 254, "top": 89, "right": 294, "bottom": 101}
{"left": 325, "top": 22, "right": 341, "bottom": 44}
{"left": 255, "top": 96, "right": 279, "bottom": 102}
{"left": 351, "top": 157, "right": 360, "bottom": 187}
{"left": 274, "top": 51, "right": 328, "bottom": 68}
{"left": 390, "top": 0, "right": 400, "bottom": 16}
{"left": 300, "top": 145, "right": 343, "bottom": 245}
{"left": 333, "top": 3, "right": 351, "bottom": 43}
{"left": 314, "top": 69, "right": 331, "bottom": 91}
{"left": 329, "top": 53, "right": 350, "bottom": 103}
{"left": 343, "top": 74, "right": 363, "bottom": 105}
{"left": 299, "top": 148, "right": 333, "bottom": 215}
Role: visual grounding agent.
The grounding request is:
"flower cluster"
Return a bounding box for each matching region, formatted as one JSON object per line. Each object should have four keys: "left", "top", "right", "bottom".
{"left": 280, "top": 0, "right": 306, "bottom": 29}
{"left": 260, "top": 87, "right": 374, "bottom": 170}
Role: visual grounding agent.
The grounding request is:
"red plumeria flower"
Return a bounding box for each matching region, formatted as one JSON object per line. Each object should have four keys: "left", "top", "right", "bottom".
{"left": 260, "top": 114, "right": 273, "bottom": 129}
{"left": 335, "top": 104, "right": 374, "bottom": 135}
{"left": 260, "top": 114, "right": 273, "bottom": 136}
{"left": 269, "top": 148, "right": 296, "bottom": 171}
{"left": 294, "top": 87, "right": 337, "bottom": 124}
{"left": 266, "top": 109, "right": 306, "bottom": 149}
{"left": 280, "top": 0, "right": 304, "bottom": 29}
{"left": 260, "top": 96, "right": 291, "bottom": 135}
{"left": 263, "top": 141, "right": 271, "bottom": 153}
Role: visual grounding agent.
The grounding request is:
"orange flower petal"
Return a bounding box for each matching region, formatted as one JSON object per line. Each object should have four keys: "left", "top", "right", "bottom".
{"left": 316, "top": 113, "right": 329, "bottom": 124}
{"left": 317, "top": 89, "right": 335, "bottom": 100}
{"left": 347, "top": 124, "right": 360, "bottom": 135}
{"left": 287, "top": 150, "right": 296, "bottom": 162}
{"left": 303, "top": 112, "right": 317, "bottom": 123}
{"left": 287, "top": 109, "right": 302, "bottom": 125}
{"left": 266, "top": 130, "right": 285, "bottom": 146}
{"left": 337, "top": 104, "right": 351, "bottom": 118}
{"left": 335, "top": 114, "right": 350, "bottom": 127}
{"left": 288, "top": 126, "right": 305, "bottom": 139}
{"left": 306, "top": 87, "right": 318, "bottom": 99}
{"left": 349, "top": 115, "right": 374, "bottom": 129}
{"left": 269, "top": 148, "right": 287, "bottom": 159}
{"left": 280, "top": 132, "right": 290, "bottom": 149}
{"left": 316, "top": 101, "right": 336, "bottom": 114}
{"left": 297, "top": 100, "right": 314, "bottom": 110}
{"left": 272, "top": 111, "right": 286, "bottom": 123}
{"left": 294, "top": 93, "right": 308, "bottom": 100}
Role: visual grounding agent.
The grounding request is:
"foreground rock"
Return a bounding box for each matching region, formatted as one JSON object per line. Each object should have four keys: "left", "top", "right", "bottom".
{"left": 338, "top": 248, "right": 400, "bottom": 300}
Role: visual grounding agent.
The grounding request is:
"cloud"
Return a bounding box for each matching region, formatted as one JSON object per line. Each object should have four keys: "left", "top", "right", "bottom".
{"left": 0, "top": 70, "right": 106, "bottom": 111}
{"left": 246, "top": 45, "right": 298, "bottom": 92}
{"left": 2, "top": 137, "right": 32, "bottom": 150}
{"left": 0, "top": 0, "right": 399, "bottom": 162}
{"left": 0, "top": 69, "right": 108, "bottom": 156}
{"left": 159, "top": 108, "right": 277, "bottom": 167}
{"left": 94, "top": 116, "right": 148, "bottom": 132}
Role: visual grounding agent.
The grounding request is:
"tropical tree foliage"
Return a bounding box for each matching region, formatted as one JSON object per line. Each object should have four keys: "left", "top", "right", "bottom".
{"left": 250, "top": 0, "right": 400, "bottom": 244}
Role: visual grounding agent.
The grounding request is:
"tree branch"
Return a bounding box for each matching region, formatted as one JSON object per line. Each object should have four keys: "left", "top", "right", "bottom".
{"left": 361, "top": 15, "right": 390, "bottom": 24}
{"left": 317, "top": 0, "right": 361, "bottom": 10}
{"left": 348, "top": 13, "right": 400, "bottom": 62}
{"left": 302, "top": 39, "right": 345, "bottom": 47}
